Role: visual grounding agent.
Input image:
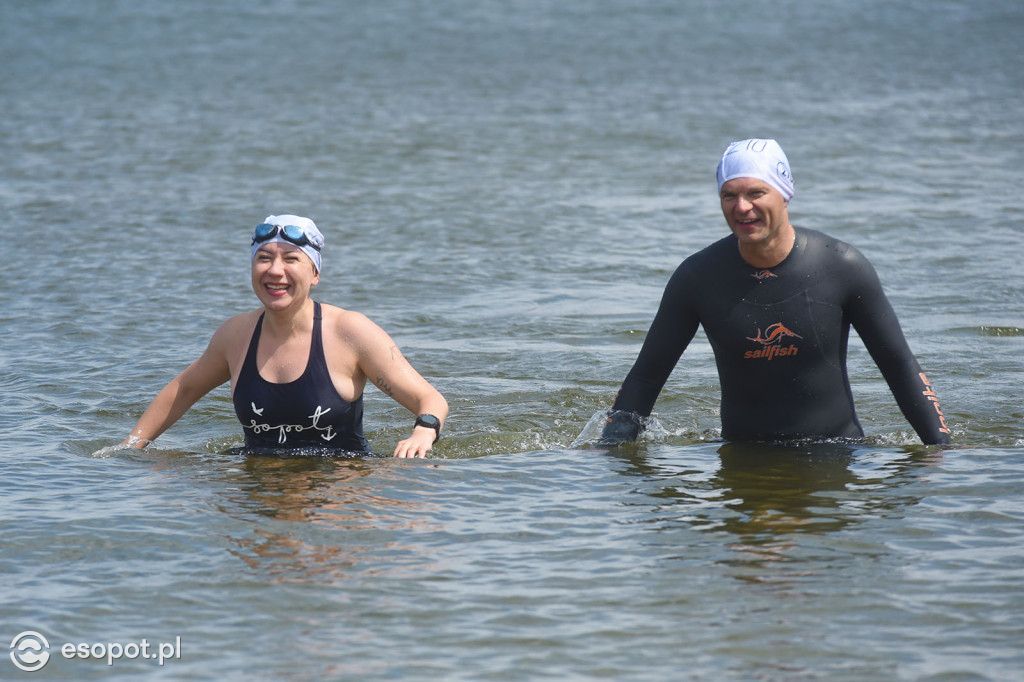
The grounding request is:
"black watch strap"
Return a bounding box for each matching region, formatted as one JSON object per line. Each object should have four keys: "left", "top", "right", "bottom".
{"left": 414, "top": 414, "right": 442, "bottom": 443}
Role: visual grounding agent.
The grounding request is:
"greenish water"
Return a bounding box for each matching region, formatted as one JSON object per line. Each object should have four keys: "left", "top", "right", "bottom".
{"left": 2, "top": 0, "right": 1023, "bottom": 679}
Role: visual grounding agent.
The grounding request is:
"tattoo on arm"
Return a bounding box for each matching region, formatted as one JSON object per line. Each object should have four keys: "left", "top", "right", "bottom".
{"left": 374, "top": 376, "right": 395, "bottom": 397}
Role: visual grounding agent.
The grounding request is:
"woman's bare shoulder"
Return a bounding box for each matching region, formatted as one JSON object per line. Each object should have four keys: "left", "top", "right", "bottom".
{"left": 209, "top": 309, "right": 263, "bottom": 347}
{"left": 320, "top": 303, "right": 391, "bottom": 346}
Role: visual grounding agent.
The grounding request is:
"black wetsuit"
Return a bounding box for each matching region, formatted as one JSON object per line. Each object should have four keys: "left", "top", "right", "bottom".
{"left": 232, "top": 302, "right": 370, "bottom": 452}
{"left": 607, "top": 227, "right": 950, "bottom": 444}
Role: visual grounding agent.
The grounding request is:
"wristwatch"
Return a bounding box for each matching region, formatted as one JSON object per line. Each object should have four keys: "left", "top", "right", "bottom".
{"left": 414, "top": 414, "right": 442, "bottom": 443}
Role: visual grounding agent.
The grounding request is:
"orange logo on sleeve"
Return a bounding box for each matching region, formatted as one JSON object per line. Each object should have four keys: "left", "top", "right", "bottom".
{"left": 919, "top": 373, "right": 951, "bottom": 434}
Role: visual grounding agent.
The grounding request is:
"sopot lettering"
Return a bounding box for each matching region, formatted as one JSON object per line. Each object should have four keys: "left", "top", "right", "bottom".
{"left": 244, "top": 404, "right": 337, "bottom": 444}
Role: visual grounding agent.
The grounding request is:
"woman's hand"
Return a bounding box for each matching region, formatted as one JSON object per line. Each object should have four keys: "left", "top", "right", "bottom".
{"left": 392, "top": 425, "right": 438, "bottom": 458}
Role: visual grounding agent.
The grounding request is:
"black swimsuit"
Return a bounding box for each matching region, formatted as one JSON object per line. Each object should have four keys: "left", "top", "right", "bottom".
{"left": 232, "top": 302, "right": 370, "bottom": 452}
{"left": 608, "top": 228, "right": 950, "bottom": 444}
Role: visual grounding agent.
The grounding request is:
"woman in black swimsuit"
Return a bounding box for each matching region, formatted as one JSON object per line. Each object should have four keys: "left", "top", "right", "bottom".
{"left": 123, "top": 215, "right": 448, "bottom": 457}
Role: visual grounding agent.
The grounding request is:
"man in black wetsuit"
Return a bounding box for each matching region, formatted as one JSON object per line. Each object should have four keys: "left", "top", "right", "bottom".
{"left": 603, "top": 138, "right": 950, "bottom": 445}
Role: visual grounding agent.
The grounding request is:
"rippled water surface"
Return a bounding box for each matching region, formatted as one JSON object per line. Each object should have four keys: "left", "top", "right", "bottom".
{"left": 2, "top": 0, "right": 1023, "bottom": 679}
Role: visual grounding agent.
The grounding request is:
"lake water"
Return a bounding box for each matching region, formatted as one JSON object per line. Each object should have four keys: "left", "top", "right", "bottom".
{"left": 2, "top": 0, "right": 1023, "bottom": 679}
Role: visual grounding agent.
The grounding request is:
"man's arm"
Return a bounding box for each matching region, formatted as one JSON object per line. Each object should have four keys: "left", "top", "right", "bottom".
{"left": 844, "top": 248, "right": 951, "bottom": 444}
{"left": 602, "top": 265, "right": 700, "bottom": 443}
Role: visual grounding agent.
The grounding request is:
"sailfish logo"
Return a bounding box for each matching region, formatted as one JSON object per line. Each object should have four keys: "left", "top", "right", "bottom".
{"left": 744, "top": 322, "right": 802, "bottom": 360}
{"left": 747, "top": 322, "right": 802, "bottom": 345}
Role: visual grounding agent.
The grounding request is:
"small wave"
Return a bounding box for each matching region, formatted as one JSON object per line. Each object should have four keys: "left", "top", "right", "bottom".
{"left": 222, "top": 446, "right": 389, "bottom": 459}
{"left": 951, "top": 326, "right": 1024, "bottom": 337}
{"left": 978, "top": 326, "right": 1024, "bottom": 337}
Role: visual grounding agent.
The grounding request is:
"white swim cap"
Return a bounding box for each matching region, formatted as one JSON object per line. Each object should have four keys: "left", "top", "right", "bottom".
{"left": 716, "top": 139, "right": 794, "bottom": 201}
{"left": 251, "top": 214, "right": 324, "bottom": 273}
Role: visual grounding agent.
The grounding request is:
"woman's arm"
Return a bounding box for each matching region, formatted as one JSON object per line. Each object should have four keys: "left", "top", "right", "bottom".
{"left": 346, "top": 313, "right": 449, "bottom": 458}
{"left": 122, "top": 324, "right": 234, "bottom": 447}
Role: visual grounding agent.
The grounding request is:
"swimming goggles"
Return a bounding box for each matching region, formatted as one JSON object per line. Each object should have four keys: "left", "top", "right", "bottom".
{"left": 251, "top": 223, "right": 322, "bottom": 251}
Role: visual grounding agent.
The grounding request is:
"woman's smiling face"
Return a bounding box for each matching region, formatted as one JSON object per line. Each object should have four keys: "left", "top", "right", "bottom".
{"left": 251, "top": 241, "right": 319, "bottom": 309}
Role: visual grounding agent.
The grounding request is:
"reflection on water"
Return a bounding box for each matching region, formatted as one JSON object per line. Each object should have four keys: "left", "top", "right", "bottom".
{"left": 228, "top": 456, "right": 388, "bottom": 523}
{"left": 605, "top": 441, "right": 944, "bottom": 578}
{"left": 714, "top": 441, "right": 864, "bottom": 538}
{"left": 211, "top": 456, "right": 446, "bottom": 583}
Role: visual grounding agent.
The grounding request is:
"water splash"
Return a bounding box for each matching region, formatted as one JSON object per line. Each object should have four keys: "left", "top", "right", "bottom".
{"left": 90, "top": 436, "right": 151, "bottom": 458}
{"left": 570, "top": 409, "right": 668, "bottom": 448}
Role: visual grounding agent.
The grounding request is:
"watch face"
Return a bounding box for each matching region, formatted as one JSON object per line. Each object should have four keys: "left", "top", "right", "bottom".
{"left": 416, "top": 414, "right": 441, "bottom": 429}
